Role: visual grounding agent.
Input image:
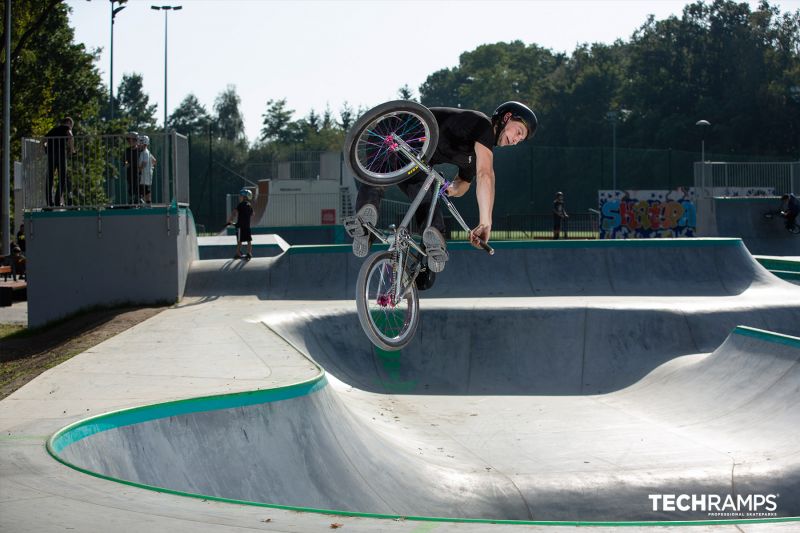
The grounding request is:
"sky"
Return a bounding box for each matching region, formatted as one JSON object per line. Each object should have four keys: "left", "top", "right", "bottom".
{"left": 65, "top": 0, "right": 800, "bottom": 143}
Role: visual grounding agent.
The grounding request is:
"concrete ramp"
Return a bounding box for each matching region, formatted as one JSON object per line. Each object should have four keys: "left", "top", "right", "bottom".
{"left": 44, "top": 238, "right": 800, "bottom": 524}
{"left": 266, "top": 302, "right": 800, "bottom": 395}
{"left": 184, "top": 238, "right": 780, "bottom": 299}
{"left": 49, "top": 326, "right": 800, "bottom": 521}
{"left": 711, "top": 197, "right": 800, "bottom": 256}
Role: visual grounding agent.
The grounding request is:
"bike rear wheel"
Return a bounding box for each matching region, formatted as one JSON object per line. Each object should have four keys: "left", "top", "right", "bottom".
{"left": 344, "top": 100, "right": 439, "bottom": 186}
{"left": 355, "top": 251, "right": 419, "bottom": 351}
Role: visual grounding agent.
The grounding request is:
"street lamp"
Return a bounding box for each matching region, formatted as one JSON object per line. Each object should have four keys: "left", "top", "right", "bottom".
{"left": 151, "top": 4, "right": 182, "bottom": 204}
{"left": 109, "top": 0, "right": 128, "bottom": 120}
{"left": 151, "top": 5, "right": 182, "bottom": 131}
{"left": 696, "top": 119, "right": 710, "bottom": 162}
{"left": 606, "top": 110, "right": 618, "bottom": 193}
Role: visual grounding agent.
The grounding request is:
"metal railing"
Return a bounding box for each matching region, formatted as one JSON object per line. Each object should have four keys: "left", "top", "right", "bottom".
{"left": 377, "top": 198, "right": 599, "bottom": 239}
{"left": 694, "top": 161, "right": 800, "bottom": 198}
{"left": 227, "top": 192, "right": 340, "bottom": 227}
{"left": 21, "top": 131, "right": 190, "bottom": 210}
{"left": 245, "top": 151, "right": 339, "bottom": 181}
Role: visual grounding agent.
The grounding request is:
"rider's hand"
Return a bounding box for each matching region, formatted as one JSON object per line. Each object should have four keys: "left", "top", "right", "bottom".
{"left": 470, "top": 224, "right": 491, "bottom": 248}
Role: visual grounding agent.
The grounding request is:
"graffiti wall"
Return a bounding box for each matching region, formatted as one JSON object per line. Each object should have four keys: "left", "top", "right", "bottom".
{"left": 599, "top": 189, "right": 697, "bottom": 239}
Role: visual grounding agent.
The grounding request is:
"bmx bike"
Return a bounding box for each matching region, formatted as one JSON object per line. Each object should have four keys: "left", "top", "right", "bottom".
{"left": 762, "top": 210, "right": 800, "bottom": 234}
{"left": 343, "top": 100, "right": 493, "bottom": 351}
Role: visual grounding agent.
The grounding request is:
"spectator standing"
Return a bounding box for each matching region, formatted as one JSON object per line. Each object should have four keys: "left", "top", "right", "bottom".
{"left": 553, "top": 191, "right": 569, "bottom": 240}
{"left": 227, "top": 188, "right": 254, "bottom": 260}
{"left": 780, "top": 193, "right": 799, "bottom": 230}
{"left": 15, "top": 224, "right": 25, "bottom": 253}
{"left": 123, "top": 132, "right": 139, "bottom": 204}
{"left": 137, "top": 135, "right": 157, "bottom": 205}
{"left": 43, "top": 117, "right": 75, "bottom": 207}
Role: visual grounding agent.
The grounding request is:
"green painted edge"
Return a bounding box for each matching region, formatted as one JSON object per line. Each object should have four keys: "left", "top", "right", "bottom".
{"left": 713, "top": 196, "right": 780, "bottom": 202}
{"left": 26, "top": 205, "right": 188, "bottom": 219}
{"left": 734, "top": 325, "right": 800, "bottom": 348}
{"left": 44, "top": 322, "right": 799, "bottom": 527}
{"left": 283, "top": 238, "right": 743, "bottom": 255}
{"left": 771, "top": 271, "right": 800, "bottom": 281}
{"left": 47, "top": 374, "right": 327, "bottom": 454}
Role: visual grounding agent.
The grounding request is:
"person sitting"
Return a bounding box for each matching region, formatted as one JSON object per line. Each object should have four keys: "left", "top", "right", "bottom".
{"left": 10, "top": 244, "right": 26, "bottom": 281}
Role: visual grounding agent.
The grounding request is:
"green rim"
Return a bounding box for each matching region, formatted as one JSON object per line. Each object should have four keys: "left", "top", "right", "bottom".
{"left": 45, "top": 325, "right": 800, "bottom": 527}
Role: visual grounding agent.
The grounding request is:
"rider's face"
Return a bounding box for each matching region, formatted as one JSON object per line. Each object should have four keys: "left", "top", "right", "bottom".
{"left": 497, "top": 118, "right": 528, "bottom": 146}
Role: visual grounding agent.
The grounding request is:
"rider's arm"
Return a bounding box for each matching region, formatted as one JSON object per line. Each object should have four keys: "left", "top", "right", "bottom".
{"left": 473, "top": 142, "right": 495, "bottom": 241}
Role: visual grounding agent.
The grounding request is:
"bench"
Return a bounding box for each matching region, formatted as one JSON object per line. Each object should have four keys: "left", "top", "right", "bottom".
{"left": 0, "top": 280, "right": 26, "bottom": 307}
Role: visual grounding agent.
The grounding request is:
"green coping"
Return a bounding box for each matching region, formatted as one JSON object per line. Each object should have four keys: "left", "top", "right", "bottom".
{"left": 734, "top": 325, "right": 800, "bottom": 348}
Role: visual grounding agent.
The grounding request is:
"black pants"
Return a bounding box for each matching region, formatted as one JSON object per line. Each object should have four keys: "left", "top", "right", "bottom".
{"left": 356, "top": 174, "right": 446, "bottom": 234}
{"left": 553, "top": 215, "right": 567, "bottom": 239}
{"left": 47, "top": 156, "right": 69, "bottom": 206}
{"left": 786, "top": 212, "right": 798, "bottom": 230}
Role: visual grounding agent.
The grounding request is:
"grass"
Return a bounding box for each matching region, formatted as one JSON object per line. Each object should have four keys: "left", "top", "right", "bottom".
{"left": 0, "top": 304, "right": 168, "bottom": 400}
{"left": 0, "top": 324, "right": 25, "bottom": 340}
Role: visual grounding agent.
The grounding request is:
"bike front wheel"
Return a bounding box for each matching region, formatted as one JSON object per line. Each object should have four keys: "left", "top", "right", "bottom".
{"left": 355, "top": 251, "right": 420, "bottom": 351}
{"left": 344, "top": 100, "right": 439, "bottom": 186}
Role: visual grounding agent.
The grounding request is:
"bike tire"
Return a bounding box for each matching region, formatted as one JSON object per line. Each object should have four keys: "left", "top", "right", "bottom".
{"left": 789, "top": 223, "right": 800, "bottom": 235}
{"left": 355, "top": 251, "right": 419, "bottom": 351}
{"left": 344, "top": 100, "right": 439, "bottom": 186}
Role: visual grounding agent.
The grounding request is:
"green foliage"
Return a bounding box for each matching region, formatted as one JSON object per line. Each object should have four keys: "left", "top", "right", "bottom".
{"left": 1, "top": 1, "right": 104, "bottom": 142}
{"left": 418, "top": 1, "right": 800, "bottom": 157}
{"left": 168, "top": 93, "right": 211, "bottom": 137}
{"left": 214, "top": 85, "right": 246, "bottom": 144}
{"left": 260, "top": 98, "right": 297, "bottom": 144}
{"left": 115, "top": 73, "right": 157, "bottom": 130}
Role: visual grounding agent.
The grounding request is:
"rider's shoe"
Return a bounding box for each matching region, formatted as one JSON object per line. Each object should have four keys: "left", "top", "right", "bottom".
{"left": 343, "top": 204, "right": 378, "bottom": 258}
{"left": 423, "top": 227, "right": 448, "bottom": 273}
{"left": 415, "top": 268, "right": 436, "bottom": 291}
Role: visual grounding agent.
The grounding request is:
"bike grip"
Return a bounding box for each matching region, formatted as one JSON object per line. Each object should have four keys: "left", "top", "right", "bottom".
{"left": 478, "top": 239, "right": 495, "bottom": 255}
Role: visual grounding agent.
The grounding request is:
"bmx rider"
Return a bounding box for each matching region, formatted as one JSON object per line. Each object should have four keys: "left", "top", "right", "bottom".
{"left": 344, "top": 101, "right": 538, "bottom": 282}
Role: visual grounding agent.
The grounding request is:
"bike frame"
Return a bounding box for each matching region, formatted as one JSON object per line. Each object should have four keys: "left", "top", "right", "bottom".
{"left": 359, "top": 133, "right": 493, "bottom": 303}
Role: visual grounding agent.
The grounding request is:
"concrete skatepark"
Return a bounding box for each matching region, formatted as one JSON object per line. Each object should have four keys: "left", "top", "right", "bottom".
{"left": 3, "top": 236, "right": 800, "bottom": 531}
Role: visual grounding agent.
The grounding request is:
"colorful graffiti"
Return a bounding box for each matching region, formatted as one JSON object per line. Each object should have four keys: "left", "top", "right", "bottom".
{"left": 599, "top": 189, "right": 697, "bottom": 239}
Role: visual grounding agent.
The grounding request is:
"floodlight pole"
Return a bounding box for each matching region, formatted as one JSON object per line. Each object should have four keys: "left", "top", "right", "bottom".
{"left": 109, "top": 0, "right": 128, "bottom": 120}
{"left": 606, "top": 111, "right": 618, "bottom": 193}
{"left": 2, "top": 0, "right": 11, "bottom": 256}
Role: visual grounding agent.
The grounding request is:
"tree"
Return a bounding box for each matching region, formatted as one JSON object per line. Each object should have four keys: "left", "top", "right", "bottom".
{"left": 398, "top": 84, "right": 416, "bottom": 101}
{"left": 115, "top": 73, "right": 157, "bottom": 130}
{"left": 169, "top": 94, "right": 211, "bottom": 137}
{"left": 0, "top": 1, "right": 104, "bottom": 138}
{"left": 259, "top": 98, "right": 296, "bottom": 143}
{"left": 338, "top": 101, "right": 355, "bottom": 131}
{"left": 214, "top": 85, "right": 246, "bottom": 143}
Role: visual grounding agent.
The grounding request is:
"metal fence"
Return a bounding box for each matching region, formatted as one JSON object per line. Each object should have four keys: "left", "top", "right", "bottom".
{"left": 227, "top": 192, "right": 340, "bottom": 227}
{"left": 21, "top": 131, "right": 190, "bottom": 210}
{"left": 377, "top": 199, "right": 598, "bottom": 239}
{"left": 244, "top": 151, "right": 339, "bottom": 181}
{"left": 694, "top": 162, "right": 800, "bottom": 198}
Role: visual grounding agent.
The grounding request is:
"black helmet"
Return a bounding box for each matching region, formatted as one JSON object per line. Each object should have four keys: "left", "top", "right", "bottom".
{"left": 492, "top": 101, "right": 538, "bottom": 140}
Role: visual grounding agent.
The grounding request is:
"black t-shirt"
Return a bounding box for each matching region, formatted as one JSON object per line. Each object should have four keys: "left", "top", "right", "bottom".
{"left": 236, "top": 200, "right": 253, "bottom": 228}
{"left": 124, "top": 146, "right": 139, "bottom": 180}
{"left": 44, "top": 124, "right": 72, "bottom": 159}
{"left": 429, "top": 107, "right": 494, "bottom": 183}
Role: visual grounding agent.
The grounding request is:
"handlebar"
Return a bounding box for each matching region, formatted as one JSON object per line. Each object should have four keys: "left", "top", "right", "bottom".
{"left": 476, "top": 238, "right": 495, "bottom": 255}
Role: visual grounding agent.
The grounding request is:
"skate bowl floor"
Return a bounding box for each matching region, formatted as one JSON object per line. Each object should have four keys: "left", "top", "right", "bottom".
{"left": 46, "top": 238, "right": 800, "bottom": 525}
